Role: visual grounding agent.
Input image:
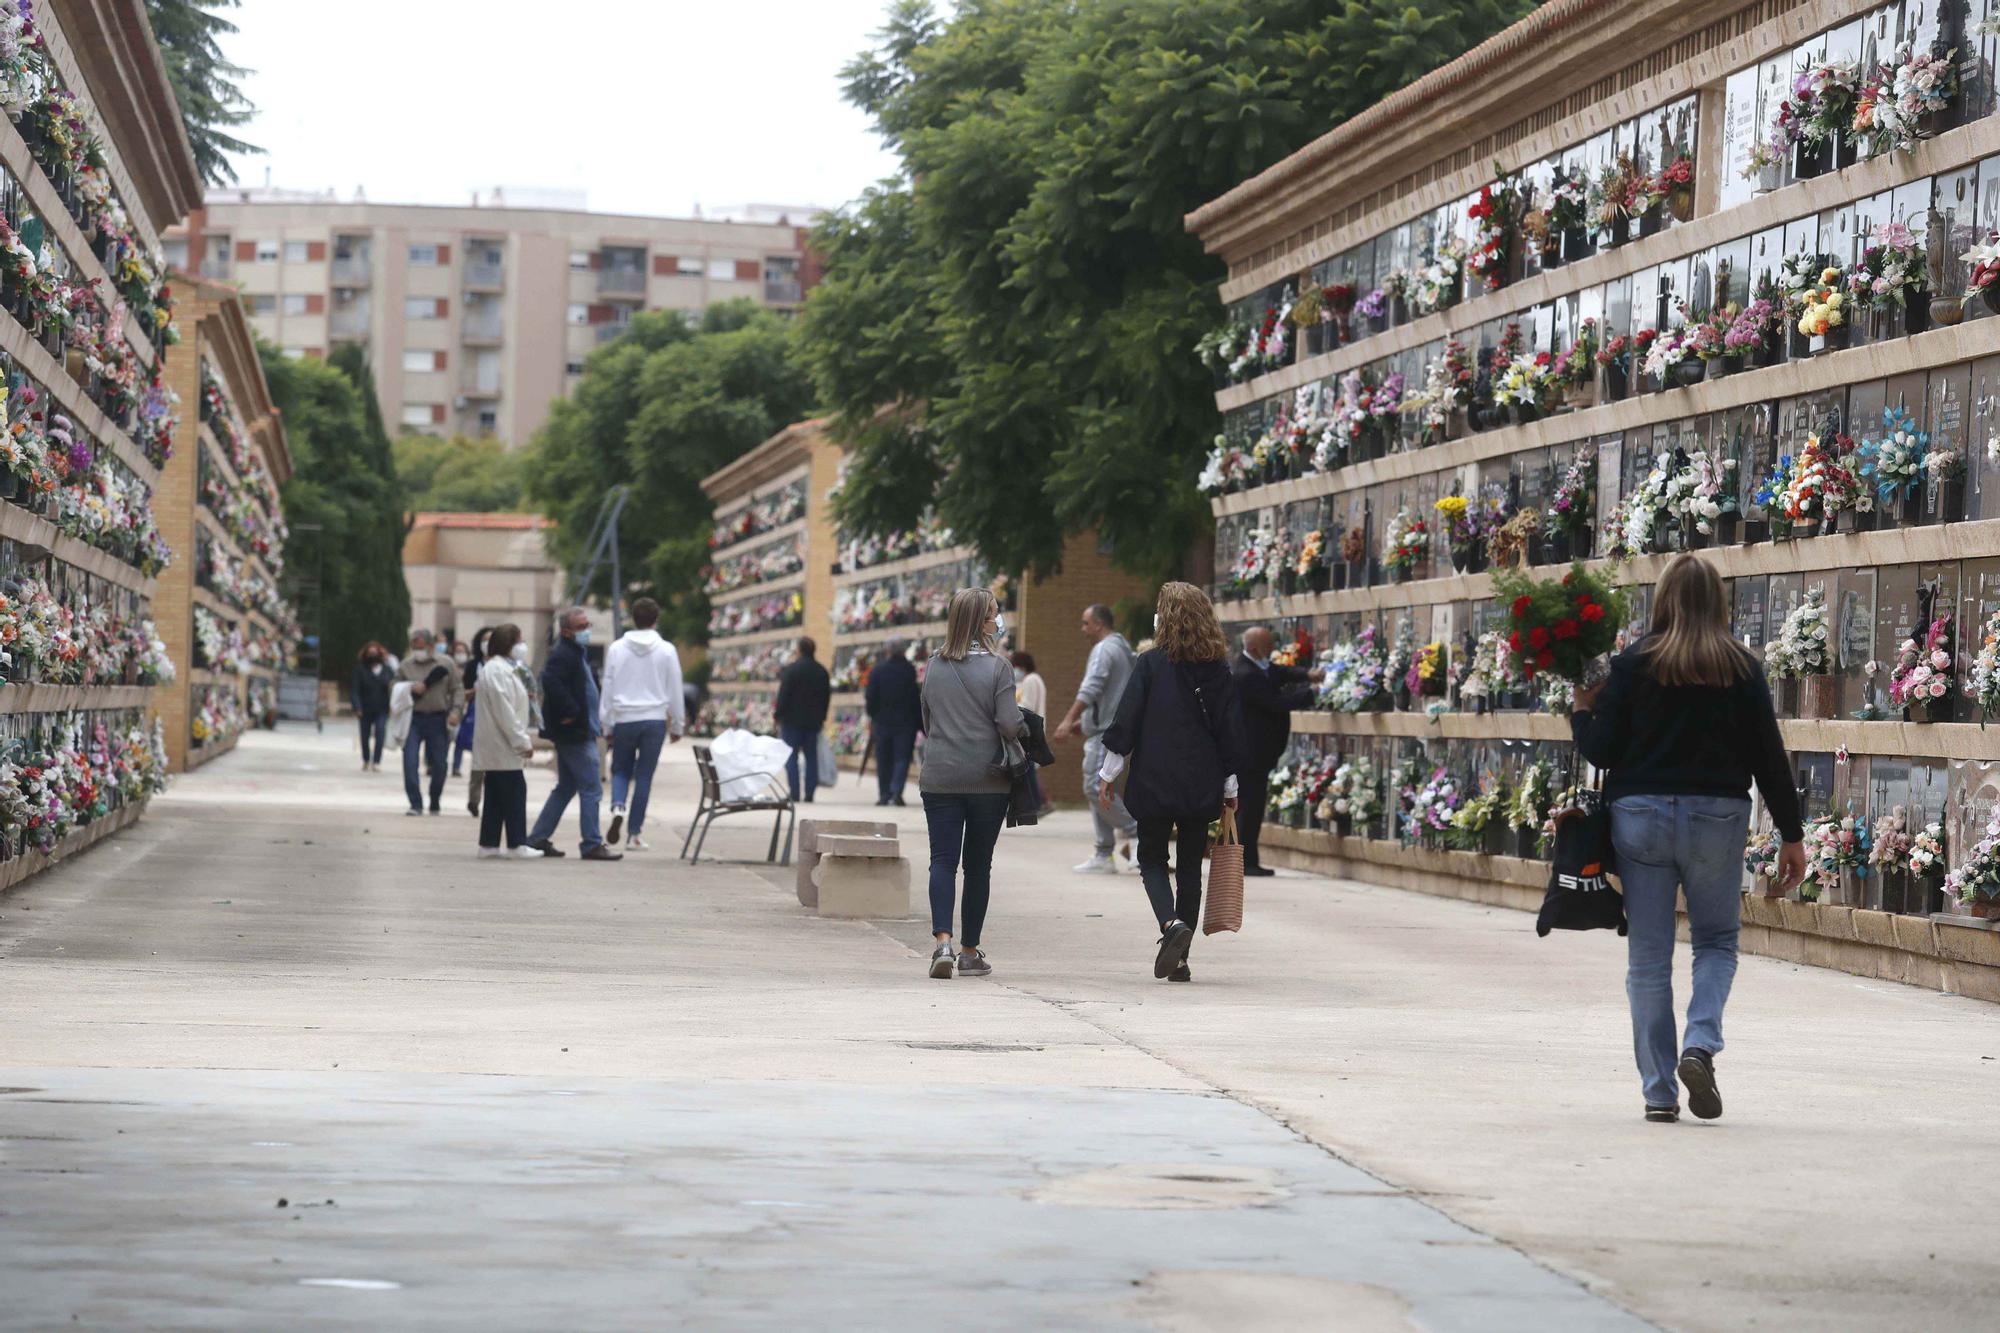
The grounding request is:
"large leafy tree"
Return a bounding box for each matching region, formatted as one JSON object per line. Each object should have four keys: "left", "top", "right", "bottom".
{"left": 803, "top": 0, "right": 1535, "bottom": 581}
{"left": 145, "top": 0, "right": 260, "bottom": 185}
{"left": 394, "top": 434, "right": 531, "bottom": 516}
{"left": 265, "top": 344, "right": 410, "bottom": 674}
{"left": 524, "top": 303, "right": 817, "bottom": 645}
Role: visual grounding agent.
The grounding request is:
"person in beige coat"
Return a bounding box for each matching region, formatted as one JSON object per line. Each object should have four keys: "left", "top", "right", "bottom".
{"left": 472, "top": 624, "right": 542, "bottom": 859}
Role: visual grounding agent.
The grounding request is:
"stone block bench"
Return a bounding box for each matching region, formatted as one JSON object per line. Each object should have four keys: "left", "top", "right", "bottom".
{"left": 809, "top": 833, "right": 912, "bottom": 920}
{"left": 795, "top": 819, "right": 900, "bottom": 908}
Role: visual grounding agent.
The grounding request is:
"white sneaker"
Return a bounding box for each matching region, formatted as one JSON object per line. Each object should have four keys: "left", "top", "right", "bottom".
{"left": 477, "top": 846, "right": 503, "bottom": 859}
{"left": 510, "top": 846, "right": 545, "bottom": 859}
{"left": 626, "top": 835, "right": 650, "bottom": 851}
{"left": 1072, "top": 854, "right": 1117, "bottom": 875}
{"left": 1116, "top": 842, "right": 1135, "bottom": 872}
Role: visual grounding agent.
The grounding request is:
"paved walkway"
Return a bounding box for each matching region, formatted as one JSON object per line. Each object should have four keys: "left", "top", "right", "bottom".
{"left": 2, "top": 727, "right": 1996, "bottom": 1330}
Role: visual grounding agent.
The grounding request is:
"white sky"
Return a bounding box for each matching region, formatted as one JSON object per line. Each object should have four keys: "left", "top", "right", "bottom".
{"left": 219, "top": 0, "right": 905, "bottom": 218}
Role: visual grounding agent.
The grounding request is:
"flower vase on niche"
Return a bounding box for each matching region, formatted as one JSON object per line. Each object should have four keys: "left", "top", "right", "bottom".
{"left": 1515, "top": 826, "right": 1540, "bottom": 860}
{"left": 1801, "top": 674, "right": 1838, "bottom": 719}
{"left": 1482, "top": 822, "right": 1509, "bottom": 857}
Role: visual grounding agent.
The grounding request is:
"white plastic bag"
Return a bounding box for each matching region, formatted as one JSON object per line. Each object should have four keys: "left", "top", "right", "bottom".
{"left": 816, "top": 732, "right": 839, "bottom": 789}
{"left": 387, "top": 680, "right": 414, "bottom": 748}
{"left": 709, "top": 728, "right": 795, "bottom": 803}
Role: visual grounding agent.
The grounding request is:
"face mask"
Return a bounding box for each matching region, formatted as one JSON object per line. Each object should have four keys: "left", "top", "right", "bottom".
{"left": 453, "top": 653, "right": 467, "bottom": 666}
{"left": 1012, "top": 668, "right": 1025, "bottom": 685}
{"left": 574, "top": 629, "right": 593, "bottom": 647}
{"left": 511, "top": 644, "right": 529, "bottom": 663}
{"left": 993, "top": 614, "right": 1005, "bottom": 635}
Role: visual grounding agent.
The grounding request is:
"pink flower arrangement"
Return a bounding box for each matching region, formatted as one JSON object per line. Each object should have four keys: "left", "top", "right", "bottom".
{"left": 1888, "top": 614, "right": 1955, "bottom": 707}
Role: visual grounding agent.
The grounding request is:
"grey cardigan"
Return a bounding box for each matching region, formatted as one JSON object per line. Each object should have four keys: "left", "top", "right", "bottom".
{"left": 918, "top": 651, "right": 1024, "bottom": 794}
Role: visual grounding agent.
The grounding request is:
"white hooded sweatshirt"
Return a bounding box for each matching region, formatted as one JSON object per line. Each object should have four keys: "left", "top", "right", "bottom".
{"left": 599, "top": 628, "right": 686, "bottom": 732}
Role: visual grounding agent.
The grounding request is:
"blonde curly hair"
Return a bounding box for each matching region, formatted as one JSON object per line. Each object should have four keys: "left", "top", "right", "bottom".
{"left": 1154, "top": 582, "right": 1228, "bottom": 664}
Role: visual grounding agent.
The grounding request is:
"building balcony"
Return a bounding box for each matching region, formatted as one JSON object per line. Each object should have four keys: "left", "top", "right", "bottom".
{"left": 329, "top": 307, "right": 370, "bottom": 339}
{"left": 201, "top": 258, "right": 231, "bottom": 280}
{"left": 595, "top": 323, "right": 630, "bottom": 345}
{"left": 459, "top": 378, "right": 502, "bottom": 399}
{"left": 330, "top": 257, "right": 371, "bottom": 285}
{"left": 764, "top": 279, "right": 802, "bottom": 304}
{"left": 597, "top": 268, "right": 646, "bottom": 297}
{"left": 465, "top": 260, "right": 504, "bottom": 290}
{"left": 462, "top": 314, "right": 504, "bottom": 345}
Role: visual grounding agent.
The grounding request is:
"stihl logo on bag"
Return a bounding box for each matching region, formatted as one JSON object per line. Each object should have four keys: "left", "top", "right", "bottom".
{"left": 1557, "top": 871, "right": 1615, "bottom": 894}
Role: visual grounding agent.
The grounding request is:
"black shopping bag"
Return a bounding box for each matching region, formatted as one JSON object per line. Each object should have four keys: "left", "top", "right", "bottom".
{"left": 1536, "top": 788, "right": 1626, "bottom": 937}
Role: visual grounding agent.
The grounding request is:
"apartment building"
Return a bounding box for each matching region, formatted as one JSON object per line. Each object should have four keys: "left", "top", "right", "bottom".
{"left": 166, "top": 192, "right": 821, "bottom": 446}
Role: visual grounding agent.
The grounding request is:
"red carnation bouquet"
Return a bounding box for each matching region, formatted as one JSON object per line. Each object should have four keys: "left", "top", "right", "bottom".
{"left": 1492, "top": 562, "right": 1627, "bottom": 683}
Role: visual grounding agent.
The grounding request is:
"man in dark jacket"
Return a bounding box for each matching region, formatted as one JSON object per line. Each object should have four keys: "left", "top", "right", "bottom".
{"left": 1231, "top": 626, "right": 1321, "bottom": 876}
{"left": 527, "top": 607, "right": 621, "bottom": 861}
{"left": 774, "top": 636, "right": 832, "bottom": 802}
{"left": 863, "top": 640, "right": 921, "bottom": 806}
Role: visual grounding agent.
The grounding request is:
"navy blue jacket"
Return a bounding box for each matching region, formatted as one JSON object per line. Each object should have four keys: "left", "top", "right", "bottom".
{"left": 1103, "top": 649, "right": 1245, "bottom": 822}
{"left": 864, "top": 654, "right": 922, "bottom": 733}
{"left": 539, "top": 637, "right": 595, "bottom": 743}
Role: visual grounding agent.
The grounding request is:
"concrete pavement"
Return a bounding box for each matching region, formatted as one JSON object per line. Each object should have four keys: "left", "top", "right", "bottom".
{"left": 2, "top": 726, "right": 1997, "bottom": 1330}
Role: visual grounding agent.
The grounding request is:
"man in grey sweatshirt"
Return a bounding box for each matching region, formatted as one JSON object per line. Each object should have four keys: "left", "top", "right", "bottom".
{"left": 1054, "top": 604, "right": 1137, "bottom": 873}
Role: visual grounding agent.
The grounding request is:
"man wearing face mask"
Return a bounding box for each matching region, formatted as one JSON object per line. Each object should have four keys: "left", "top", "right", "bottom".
{"left": 527, "top": 607, "right": 622, "bottom": 861}
{"left": 1054, "top": 604, "right": 1138, "bottom": 874}
{"left": 397, "top": 628, "right": 465, "bottom": 815}
{"left": 1231, "top": 626, "right": 1324, "bottom": 877}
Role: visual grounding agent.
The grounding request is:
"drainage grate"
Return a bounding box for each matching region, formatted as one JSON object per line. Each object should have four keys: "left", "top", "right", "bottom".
{"left": 898, "top": 1041, "right": 1044, "bottom": 1053}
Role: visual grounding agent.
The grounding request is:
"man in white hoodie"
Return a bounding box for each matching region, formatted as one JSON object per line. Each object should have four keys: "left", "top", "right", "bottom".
{"left": 599, "top": 597, "right": 685, "bottom": 850}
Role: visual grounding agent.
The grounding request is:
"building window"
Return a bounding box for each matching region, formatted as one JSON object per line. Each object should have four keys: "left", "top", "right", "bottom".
{"left": 162, "top": 238, "right": 188, "bottom": 270}
{"left": 566, "top": 303, "right": 588, "bottom": 325}
{"left": 565, "top": 360, "right": 585, "bottom": 376}
{"left": 477, "top": 409, "right": 498, "bottom": 433}
{"left": 409, "top": 243, "right": 441, "bottom": 265}
{"left": 404, "top": 296, "right": 443, "bottom": 320}
{"left": 569, "top": 250, "right": 591, "bottom": 271}
{"left": 399, "top": 404, "right": 434, "bottom": 429}
{"left": 248, "top": 294, "right": 277, "bottom": 315}
{"left": 210, "top": 238, "right": 232, "bottom": 265}
{"left": 282, "top": 346, "right": 308, "bottom": 360}
{"left": 282, "top": 293, "right": 309, "bottom": 315}
{"left": 708, "top": 259, "right": 736, "bottom": 281}
{"left": 677, "top": 256, "right": 704, "bottom": 276}
{"left": 401, "top": 349, "right": 436, "bottom": 374}
{"left": 284, "top": 240, "right": 311, "bottom": 264}
{"left": 255, "top": 240, "right": 280, "bottom": 263}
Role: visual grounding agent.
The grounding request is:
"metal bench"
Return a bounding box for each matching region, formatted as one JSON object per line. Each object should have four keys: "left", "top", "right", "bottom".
{"left": 681, "top": 744, "right": 796, "bottom": 866}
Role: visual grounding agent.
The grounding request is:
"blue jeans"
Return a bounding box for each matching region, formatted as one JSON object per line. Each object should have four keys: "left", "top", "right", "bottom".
{"left": 780, "top": 724, "right": 820, "bottom": 802}
{"left": 1610, "top": 794, "right": 1752, "bottom": 1109}
{"left": 609, "top": 719, "right": 668, "bottom": 836}
{"left": 921, "top": 791, "right": 1010, "bottom": 947}
{"left": 530, "top": 737, "right": 604, "bottom": 852}
{"left": 403, "top": 711, "right": 449, "bottom": 811}
{"left": 874, "top": 726, "right": 915, "bottom": 803}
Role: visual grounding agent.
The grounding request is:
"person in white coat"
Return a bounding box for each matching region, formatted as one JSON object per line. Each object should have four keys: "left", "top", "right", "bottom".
{"left": 599, "top": 597, "right": 685, "bottom": 850}
{"left": 473, "top": 623, "right": 543, "bottom": 859}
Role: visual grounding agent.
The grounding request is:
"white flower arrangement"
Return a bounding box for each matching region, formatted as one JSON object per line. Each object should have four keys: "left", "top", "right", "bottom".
{"left": 1463, "top": 628, "right": 1520, "bottom": 699}
{"left": 1869, "top": 806, "right": 1913, "bottom": 871}
{"left": 1661, "top": 450, "right": 1735, "bottom": 535}
{"left": 1965, "top": 606, "right": 2000, "bottom": 723}
{"left": 1321, "top": 755, "right": 1381, "bottom": 827}
{"left": 1909, "top": 822, "right": 1947, "bottom": 880}
{"left": 1943, "top": 807, "right": 2000, "bottom": 909}
{"left": 1764, "top": 585, "right": 1832, "bottom": 678}
{"left": 1508, "top": 756, "right": 1555, "bottom": 832}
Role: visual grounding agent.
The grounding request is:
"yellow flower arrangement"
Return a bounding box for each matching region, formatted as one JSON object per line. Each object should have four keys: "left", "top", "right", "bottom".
{"left": 1797, "top": 266, "right": 1846, "bottom": 336}
{"left": 1293, "top": 528, "right": 1325, "bottom": 577}
{"left": 1434, "top": 494, "right": 1469, "bottom": 520}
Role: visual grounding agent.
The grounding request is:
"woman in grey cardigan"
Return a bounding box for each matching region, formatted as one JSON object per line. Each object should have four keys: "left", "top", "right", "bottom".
{"left": 919, "top": 587, "right": 1024, "bottom": 980}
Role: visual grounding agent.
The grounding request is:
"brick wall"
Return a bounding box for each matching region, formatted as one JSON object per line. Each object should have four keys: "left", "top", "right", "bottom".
{"left": 153, "top": 291, "right": 211, "bottom": 773}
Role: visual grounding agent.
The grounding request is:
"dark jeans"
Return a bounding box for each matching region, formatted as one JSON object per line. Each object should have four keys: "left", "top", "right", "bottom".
{"left": 1238, "top": 766, "right": 1273, "bottom": 870}
{"left": 358, "top": 709, "right": 387, "bottom": 764}
{"left": 609, "top": 719, "right": 668, "bottom": 835}
{"left": 478, "top": 770, "right": 528, "bottom": 849}
{"left": 874, "top": 726, "right": 915, "bottom": 802}
{"left": 781, "top": 724, "right": 820, "bottom": 802}
{"left": 1137, "top": 815, "right": 1213, "bottom": 929}
{"left": 921, "top": 791, "right": 1010, "bottom": 947}
{"left": 403, "top": 711, "right": 449, "bottom": 811}
{"left": 530, "top": 737, "right": 603, "bottom": 852}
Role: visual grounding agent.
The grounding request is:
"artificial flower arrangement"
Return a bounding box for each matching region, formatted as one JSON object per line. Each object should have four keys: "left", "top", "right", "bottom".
{"left": 1465, "top": 172, "right": 1518, "bottom": 292}
{"left": 1508, "top": 755, "right": 1556, "bottom": 835}
{"left": 1269, "top": 626, "right": 1315, "bottom": 670}
{"left": 1723, "top": 298, "right": 1779, "bottom": 362}
{"left": 1407, "top": 641, "right": 1448, "bottom": 698}
{"left": 1323, "top": 755, "right": 1381, "bottom": 831}
{"left": 1411, "top": 239, "right": 1465, "bottom": 314}
{"left": 1487, "top": 507, "right": 1541, "bottom": 571}
{"left": 1588, "top": 158, "right": 1638, "bottom": 238}
{"left": 1381, "top": 508, "right": 1429, "bottom": 580}
{"left": 1661, "top": 447, "right": 1736, "bottom": 539}
{"left": 1854, "top": 46, "right": 1957, "bottom": 156}
{"left": 1744, "top": 828, "right": 1782, "bottom": 885}
{"left": 1404, "top": 766, "right": 1464, "bottom": 845}
{"left": 1858, "top": 406, "right": 1926, "bottom": 510}
{"left": 1446, "top": 783, "right": 1508, "bottom": 851}
{"left": 1869, "top": 806, "right": 1914, "bottom": 875}
{"left": 1383, "top": 618, "right": 1415, "bottom": 696}
{"left": 1293, "top": 528, "right": 1327, "bottom": 580}
{"left": 1965, "top": 230, "right": 2000, "bottom": 311}
{"left": 1339, "top": 525, "right": 1367, "bottom": 567}
{"left": 1608, "top": 452, "right": 1673, "bottom": 556}
{"left": 1462, "top": 628, "right": 1522, "bottom": 706}
{"left": 1965, "top": 606, "right": 2000, "bottom": 725}
{"left": 1316, "top": 623, "right": 1389, "bottom": 713}
{"left": 1795, "top": 265, "right": 1850, "bottom": 341}
{"left": 1887, "top": 612, "right": 1954, "bottom": 717}
{"left": 1852, "top": 221, "right": 1927, "bottom": 311}
{"left": 1492, "top": 562, "right": 1625, "bottom": 683}
{"left": 1781, "top": 433, "right": 1861, "bottom": 529}
{"left": 1763, "top": 585, "right": 1832, "bottom": 679}
{"left": 1548, "top": 446, "right": 1595, "bottom": 537}
{"left": 1195, "top": 436, "right": 1246, "bottom": 496}
{"left": 1943, "top": 807, "right": 2000, "bottom": 916}
{"left": 1910, "top": 821, "right": 1947, "bottom": 882}
{"left": 1801, "top": 812, "right": 1869, "bottom": 901}
{"left": 1538, "top": 782, "right": 1586, "bottom": 856}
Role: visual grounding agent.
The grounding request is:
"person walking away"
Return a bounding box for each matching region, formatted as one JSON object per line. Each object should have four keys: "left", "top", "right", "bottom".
{"left": 774, "top": 636, "right": 832, "bottom": 803}
{"left": 351, "top": 642, "right": 395, "bottom": 771}
{"left": 1054, "top": 604, "right": 1138, "bottom": 874}
{"left": 1011, "top": 651, "right": 1053, "bottom": 817}
{"left": 1098, "top": 583, "right": 1243, "bottom": 982}
{"left": 1572, "top": 553, "right": 1807, "bottom": 1123}
{"left": 1231, "top": 626, "right": 1320, "bottom": 876}
{"left": 453, "top": 633, "right": 487, "bottom": 781}
{"left": 865, "top": 640, "right": 921, "bottom": 807}
{"left": 471, "top": 624, "right": 542, "bottom": 859}
{"left": 599, "top": 597, "right": 685, "bottom": 851}
{"left": 398, "top": 630, "right": 464, "bottom": 814}
{"left": 527, "top": 608, "right": 623, "bottom": 861}
{"left": 919, "top": 588, "right": 1022, "bottom": 980}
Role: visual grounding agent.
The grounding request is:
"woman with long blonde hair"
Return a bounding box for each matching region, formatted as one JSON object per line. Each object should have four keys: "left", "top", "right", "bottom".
{"left": 1098, "top": 582, "right": 1244, "bottom": 981}
{"left": 1572, "top": 553, "right": 1806, "bottom": 1122}
{"left": 917, "top": 587, "right": 1024, "bottom": 979}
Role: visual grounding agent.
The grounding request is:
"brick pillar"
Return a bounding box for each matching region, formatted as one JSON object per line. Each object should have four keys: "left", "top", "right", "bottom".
{"left": 153, "top": 290, "right": 214, "bottom": 773}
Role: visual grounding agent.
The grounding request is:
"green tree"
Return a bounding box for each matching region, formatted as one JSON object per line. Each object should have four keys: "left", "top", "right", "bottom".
{"left": 523, "top": 302, "right": 816, "bottom": 645}
{"left": 803, "top": 0, "right": 1534, "bottom": 581}
{"left": 266, "top": 344, "right": 410, "bottom": 675}
{"left": 144, "top": 0, "right": 260, "bottom": 186}
{"left": 394, "top": 433, "right": 531, "bottom": 516}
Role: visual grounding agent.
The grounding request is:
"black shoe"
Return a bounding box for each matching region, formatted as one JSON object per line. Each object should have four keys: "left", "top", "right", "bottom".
{"left": 875, "top": 798, "right": 890, "bottom": 807}
{"left": 1644, "top": 1105, "right": 1679, "bottom": 1123}
{"left": 428, "top": 806, "right": 442, "bottom": 816}
{"left": 1245, "top": 866, "right": 1276, "bottom": 878}
{"left": 1154, "top": 920, "right": 1194, "bottom": 979}
{"left": 605, "top": 810, "right": 624, "bottom": 845}
{"left": 892, "top": 797, "right": 906, "bottom": 807}
{"left": 529, "top": 839, "right": 566, "bottom": 858}
{"left": 1678, "top": 1048, "right": 1722, "bottom": 1120}
{"left": 581, "top": 844, "right": 623, "bottom": 862}
{"left": 1169, "top": 960, "right": 1191, "bottom": 983}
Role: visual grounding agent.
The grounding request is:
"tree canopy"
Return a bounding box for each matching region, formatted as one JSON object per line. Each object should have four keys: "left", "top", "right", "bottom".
{"left": 265, "top": 344, "right": 410, "bottom": 673}
{"left": 394, "top": 434, "right": 531, "bottom": 517}
{"left": 523, "top": 303, "right": 817, "bottom": 645}
{"left": 801, "top": 0, "right": 1535, "bottom": 582}
{"left": 145, "top": 0, "right": 260, "bottom": 186}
